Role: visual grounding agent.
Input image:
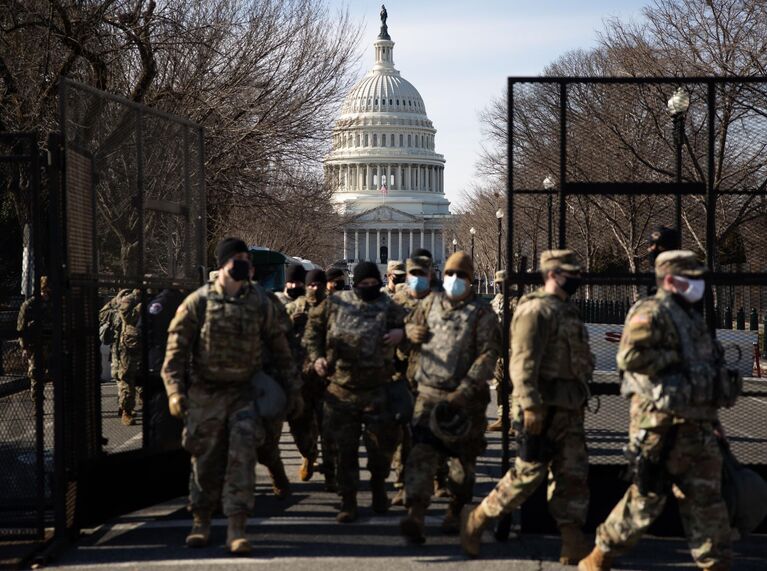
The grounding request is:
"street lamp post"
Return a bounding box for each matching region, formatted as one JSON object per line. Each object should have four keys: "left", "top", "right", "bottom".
{"left": 495, "top": 208, "right": 504, "bottom": 272}
{"left": 452, "top": 237, "right": 457, "bottom": 253}
{"left": 543, "top": 175, "right": 555, "bottom": 249}
{"left": 668, "top": 88, "right": 690, "bottom": 234}
{"left": 469, "top": 226, "right": 476, "bottom": 260}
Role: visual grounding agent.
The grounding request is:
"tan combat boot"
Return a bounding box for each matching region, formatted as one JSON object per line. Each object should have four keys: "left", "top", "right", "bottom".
{"left": 185, "top": 510, "right": 211, "bottom": 548}
{"left": 459, "top": 505, "right": 490, "bottom": 558}
{"left": 391, "top": 487, "right": 405, "bottom": 506}
{"left": 559, "top": 524, "right": 591, "bottom": 565}
{"left": 441, "top": 500, "right": 462, "bottom": 535}
{"left": 487, "top": 418, "right": 503, "bottom": 432}
{"left": 337, "top": 493, "right": 358, "bottom": 523}
{"left": 121, "top": 411, "right": 135, "bottom": 426}
{"left": 399, "top": 502, "right": 427, "bottom": 544}
{"left": 298, "top": 456, "right": 314, "bottom": 482}
{"left": 578, "top": 546, "right": 612, "bottom": 571}
{"left": 226, "top": 513, "right": 252, "bottom": 555}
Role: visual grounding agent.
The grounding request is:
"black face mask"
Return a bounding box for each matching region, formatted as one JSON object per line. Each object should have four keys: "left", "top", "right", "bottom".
{"left": 355, "top": 285, "right": 381, "bottom": 302}
{"left": 307, "top": 289, "right": 325, "bottom": 303}
{"left": 228, "top": 259, "right": 251, "bottom": 282}
{"left": 559, "top": 276, "right": 581, "bottom": 296}
{"left": 286, "top": 286, "right": 306, "bottom": 300}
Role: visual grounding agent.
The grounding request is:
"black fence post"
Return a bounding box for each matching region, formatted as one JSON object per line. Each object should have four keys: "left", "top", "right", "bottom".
{"left": 750, "top": 308, "right": 758, "bottom": 331}
{"left": 725, "top": 306, "right": 733, "bottom": 329}
{"left": 736, "top": 308, "right": 745, "bottom": 330}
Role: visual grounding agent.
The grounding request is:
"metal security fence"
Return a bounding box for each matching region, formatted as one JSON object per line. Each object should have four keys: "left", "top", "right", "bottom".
{"left": 0, "top": 133, "right": 52, "bottom": 541}
{"left": 503, "top": 76, "right": 767, "bottom": 534}
{"left": 49, "top": 79, "right": 206, "bottom": 530}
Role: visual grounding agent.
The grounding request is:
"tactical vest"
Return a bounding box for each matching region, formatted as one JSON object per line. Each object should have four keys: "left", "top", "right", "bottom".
{"left": 414, "top": 294, "right": 484, "bottom": 391}
{"left": 621, "top": 294, "right": 736, "bottom": 419}
{"left": 326, "top": 290, "right": 390, "bottom": 376}
{"left": 519, "top": 290, "right": 594, "bottom": 384}
{"left": 194, "top": 283, "right": 268, "bottom": 384}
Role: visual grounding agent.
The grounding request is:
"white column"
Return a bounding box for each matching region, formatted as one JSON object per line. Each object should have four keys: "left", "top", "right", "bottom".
{"left": 409, "top": 229, "right": 413, "bottom": 257}
{"left": 365, "top": 230, "right": 370, "bottom": 261}
{"left": 343, "top": 229, "right": 348, "bottom": 260}
{"left": 387, "top": 164, "right": 392, "bottom": 189}
{"left": 399, "top": 229, "right": 403, "bottom": 260}
{"left": 420, "top": 228, "right": 424, "bottom": 248}
{"left": 376, "top": 229, "right": 381, "bottom": 263}
{"left": 387, "top": 229, "right": 392, "bottom": 259}
{"left": 406, "top": 165, "right": 411, "bottom": 190}
{"left": 431, "top": 229, "right": 435, "bottom": 253}
{"left": 354, "top": 230, "right": 359, "bottom": 261}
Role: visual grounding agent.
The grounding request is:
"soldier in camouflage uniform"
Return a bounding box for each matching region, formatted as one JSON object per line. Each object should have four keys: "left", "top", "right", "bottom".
{"left": 116, "top": 289, "right": 142, "bottom": 425}
{"left": 99, "top": 289, "right": 132, "bottom": 405}
{"left": 384, "top": 260, "right": 407, "bottom": 297}
{"left": 400, "top": 252, "right": 501, "bottom": 544}
{"left": 326, "top": 267, "right": 346, "bottom": 294}
{"left": 461, "top": 250, "right": 595, "bottom": 564}
{"left": 304, "top": 261, "right": 406, "bottom": 523}
{"left": 390, "top": 251, "right": 435, "bottom": 506}
{"left": 488, "top": 270, "right": 518, "bottom": 432}
{"left": 579, "top": 251, "right": 736, "bottom": 571}
{"left": 162, "top": 237, "right": 301, "bottom": 554}
{"left": 286, "top": 269, "right": 327, "bottom": 483}
{"left": 17, "top": 276, "right": 52, "bottom": 397}
{"left": 275, "top": 264, "right": 306, "bottom": 305}
{"left": 257, "top": 288, "right": 300, "bottom": 500}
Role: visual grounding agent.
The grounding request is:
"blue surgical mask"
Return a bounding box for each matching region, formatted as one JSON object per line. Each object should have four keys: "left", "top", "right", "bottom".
{"left": 443, "top": 275, "right": 467, "bottom": 299}
{"left": 407, "top": 275, "right": 430, "bottom": 294}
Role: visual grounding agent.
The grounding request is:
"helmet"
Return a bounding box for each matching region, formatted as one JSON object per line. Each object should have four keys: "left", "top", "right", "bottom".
{"left": 429, "top": 401, "right": 471, "bottom": 445}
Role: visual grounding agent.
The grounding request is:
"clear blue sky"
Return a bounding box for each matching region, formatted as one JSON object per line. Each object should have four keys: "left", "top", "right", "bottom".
{"left": 326, "top": 0, "right": 651, "bottom": 207}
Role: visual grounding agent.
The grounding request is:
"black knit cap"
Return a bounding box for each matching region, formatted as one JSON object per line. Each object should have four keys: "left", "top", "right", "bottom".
{"left": 412, "top": 248, "right": 433, "bottom": 259}
{"left": 216, "top": 237, "right": 249, "bottom": 268}
{"left": 285, "top": 263, "right": 307, "bottom": 283}
{"left": 326, "top": 267, "right": 344, "bottom": 281}
{"left": 306, "top": 269, "right": 327, "bottom": 285}
{"left": 352, "top": 261, "right": 381, "bottom": 286}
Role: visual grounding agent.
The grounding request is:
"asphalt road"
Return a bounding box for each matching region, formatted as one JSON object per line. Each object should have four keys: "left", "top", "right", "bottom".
{"left": 44, "top": 384, "right": 767, "bottom": 571}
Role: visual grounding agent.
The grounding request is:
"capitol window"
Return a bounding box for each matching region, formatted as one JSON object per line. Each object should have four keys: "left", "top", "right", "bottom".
{"left": 408, "top": 134, "right": 411, "bottom": 146}
{"left": 399, "top": 134, "right": 403, "bottom": 146}
{"left": 381, "top": 134, "right": 386, "bottom": 147}
{"left": 373, "top": 134, "right": 377, "bottom": 147}
{"left": 390, "top": 134, "right": 395, "bottom": 146}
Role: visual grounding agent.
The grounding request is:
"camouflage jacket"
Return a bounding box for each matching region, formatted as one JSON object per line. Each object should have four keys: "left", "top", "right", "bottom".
{"left": 117, "top": 289, "right": 142, "bottom": 355}
{"left": 262, "top": 290, "right": 302, "bottom": 394}
{"left": 391, "top": 286, "right": 429, "bottom": 383}
{"left": 510, "top": 288, "right": 594, "bottom": 411}
{"left": 161, "top": 280, "right": 298, "bottom": 395}
{"left": 17, "top": 296, "right": 52, "bottom": 351}
{"left": 304, "top": 289, "right": 406, "bottom": 390}
{"left": 491, "top": 293, "right": 518, "bottom": 323}
{"left": 618, "top": 289, "right": 722, "bottom": 422}
{"left": 406, "top": 292, "right": 501, "bottom": 400}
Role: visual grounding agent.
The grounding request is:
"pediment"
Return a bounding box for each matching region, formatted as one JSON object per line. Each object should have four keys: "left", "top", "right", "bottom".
{"left": 348, "top": 205, "right": 419, "bottom": 223}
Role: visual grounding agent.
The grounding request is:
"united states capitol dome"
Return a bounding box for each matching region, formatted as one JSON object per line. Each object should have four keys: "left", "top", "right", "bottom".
{"left": 325, "top": 6, "right": 451, "bottom": 273}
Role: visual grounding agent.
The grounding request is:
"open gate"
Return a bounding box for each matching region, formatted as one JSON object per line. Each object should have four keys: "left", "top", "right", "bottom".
{"left": 503, "top": 76, "right": 767, "bottom": 535}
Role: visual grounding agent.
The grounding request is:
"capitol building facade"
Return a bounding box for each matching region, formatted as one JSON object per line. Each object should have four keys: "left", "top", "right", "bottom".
{"left": 324, "top": 10, "right": 451, "bottom": 272}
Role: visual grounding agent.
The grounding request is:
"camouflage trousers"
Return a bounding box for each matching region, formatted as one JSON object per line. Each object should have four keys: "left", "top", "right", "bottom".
{"left": 322, "top": 383, "right": 399, "bottom": 496}
{"left": 183, "top": 382, "right": 264, "bottom": 516}
{"left": 117, "top": 351, "right": 142, "bottom": 415}
{"left": 25, "top": 347, "right": 49, "bottom": 394}
{"left": 493, "top": 359, "right": 512, "bottom": 420}
{"left": 404, "top": 387, "right": 488, "bottom": 507}
{"left": 595, "top": 406, "right": 731, "bottom": 568}
{"left": 480, "top": 405, "right": 589, "bottom": 528}
{"left": 393, "top": 424, "right": 449, "bottom": 490}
